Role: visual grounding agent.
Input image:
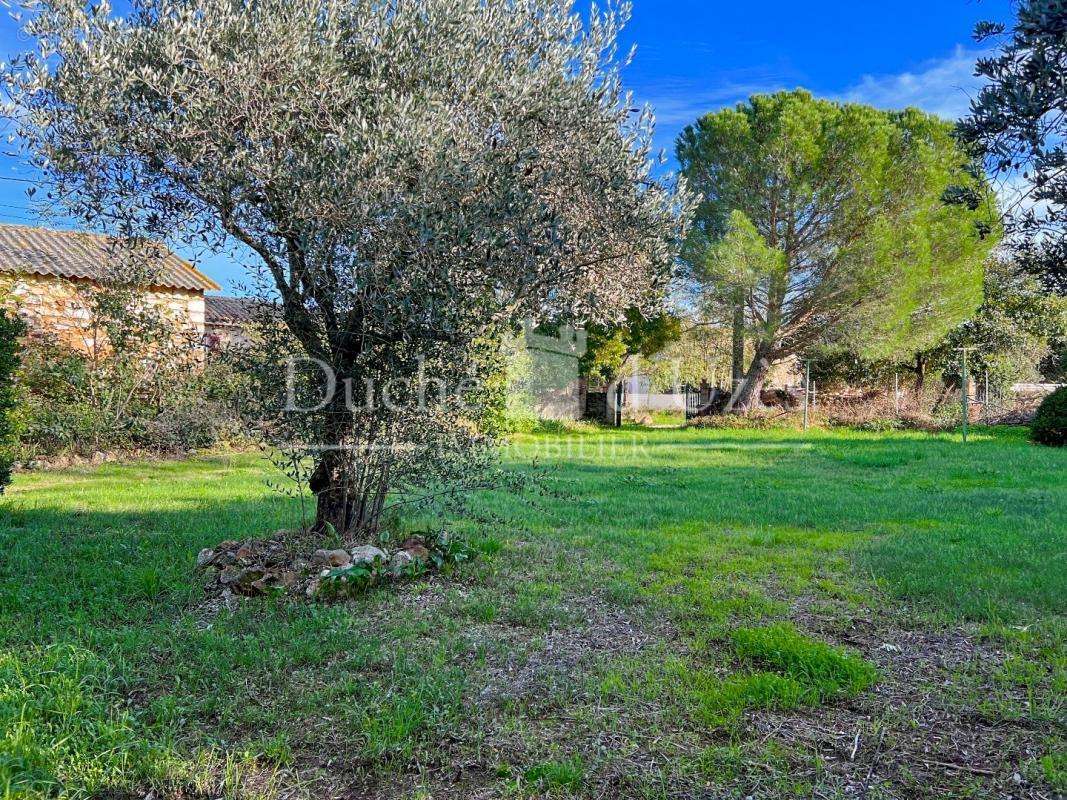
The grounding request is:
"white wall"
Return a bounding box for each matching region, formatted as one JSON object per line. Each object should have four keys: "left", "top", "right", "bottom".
{"left": 624, "top": 392, "right": 685, "bottom": 412}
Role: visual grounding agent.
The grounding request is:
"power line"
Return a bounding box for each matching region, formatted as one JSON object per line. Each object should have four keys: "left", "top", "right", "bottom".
{"left": 0, "top": 175, "right": 45, "bottom": 185}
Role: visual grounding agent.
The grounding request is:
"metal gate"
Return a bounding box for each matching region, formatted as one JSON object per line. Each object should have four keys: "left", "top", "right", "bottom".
{"left": 684, "top": 384, "right": 700, "bottom": 421}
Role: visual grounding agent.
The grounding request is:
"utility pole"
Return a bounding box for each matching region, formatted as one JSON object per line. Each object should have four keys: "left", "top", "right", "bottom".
{"left": 957, "top": 347, "right": 973, "bottom": 443}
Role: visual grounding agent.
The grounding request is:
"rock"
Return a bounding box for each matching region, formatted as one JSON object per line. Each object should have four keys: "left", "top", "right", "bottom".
{"left": 305, "top": 579, "right": 321, "bottom": 598}
{"left": 399, "top": 535, "right": 426, "bottom": 551}
{"left": 232, "top": 567, "right": 266, "bottom": 595}
{"left": 196, "top": 548, "right": 216, "bottom": 568}
{"left": 313, "top": 548, "right": 351, "bottom": 567}
{"left": 389, "top": 550, "right": 415, "bottom": 574}
{"left": 273, "top": 570, "right": 298, "bottom": 588}
{"left": 234, "top": 545, "right": 255, "bottom": 564}
{"left": 404, "top": 544, "right": 430, "bottom": 562}
{"left": 25, "top": 460, "right": 44, "bottom": 471}
{"left": 91, "top": 450, "right": 106, "bottom": 465}
{"left": 218, "top": 566, "right": 239, "bottom": 585}
{"left": 350, "top": 545, "right": 388, "bottom": 565}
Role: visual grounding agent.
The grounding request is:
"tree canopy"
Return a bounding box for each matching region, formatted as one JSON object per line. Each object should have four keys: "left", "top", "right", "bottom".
{"left": 960, "top": 0, "right": 1067, "bottom": 295}
{"left": 677, "top": 90, "right": 999, "bottom": 410}
{"left": 7, "top": 0, "right": 688, "bottom": 536}
{"left": 932, "top": 257, "right": 1067, "bottom": 392}
{"left": 579, "top": 308, "right": 682, "bottom": 385}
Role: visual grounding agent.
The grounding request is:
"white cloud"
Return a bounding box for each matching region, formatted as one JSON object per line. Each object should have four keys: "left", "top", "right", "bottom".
{"left": 840, "top": 45, "right": 990, "bottom": 121}
{"left": 633, "top": 72, "right": 795, "bottom": 163}
{"left": 640, "top": 78, "right": 787, "bottom": 127}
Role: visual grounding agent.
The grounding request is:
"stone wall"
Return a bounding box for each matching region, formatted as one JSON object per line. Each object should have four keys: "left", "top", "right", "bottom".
{"left": 6, "top": 274, "right": 205, "bottom": 350}
{"left": 204, "top": 322, "right": 254, "bottom": 350}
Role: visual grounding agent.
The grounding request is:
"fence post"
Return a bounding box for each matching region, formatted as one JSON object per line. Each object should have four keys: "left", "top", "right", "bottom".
{"left": 958, "top": 347, "right": 971, "bottom": 443}
{"left": 803, "top": 360, "right": 810, "bottom": 431}
{"left": 984, "top": 371, "right": 989, "bottom": 424}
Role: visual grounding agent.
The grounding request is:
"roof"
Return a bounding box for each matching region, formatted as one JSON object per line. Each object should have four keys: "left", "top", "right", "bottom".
{"left": 205, "top": 294, "right": 260, "bottom": 326}
{"left": 0, "top": 224, "right": 220, "bottom": 292}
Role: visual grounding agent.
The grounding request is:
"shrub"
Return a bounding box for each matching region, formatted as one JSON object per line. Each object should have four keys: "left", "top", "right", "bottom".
{"left": 14, "top": 284, "right": 245, "bottom": 458}
{"left": 687, "top": 409, "right": 796, "bottom": 430}
{"left": 0, "top": 307, "right": 25, "bottom": 490}
{"left": 827, "top": 409, "right": 946, "bottom": 433}
{"left": 1031, "top": 386, "right": 1067, "bottom": 446}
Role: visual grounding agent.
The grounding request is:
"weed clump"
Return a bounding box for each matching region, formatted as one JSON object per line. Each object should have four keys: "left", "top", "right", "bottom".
{"left": 730, "top": 623, "right": 879, "bottom": 698}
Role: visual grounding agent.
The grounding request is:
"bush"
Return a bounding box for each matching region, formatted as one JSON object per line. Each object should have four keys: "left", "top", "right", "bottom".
{"left": 826, "top": 409, "right": 946, "bottom": 433}
{"left": 0, "top": 307, "right": 25, "bottom": 490}
{"left": 1031, "top": 387, "right": 1067, "bottom": 446}
{"left": 14, "top": 284, "right": 246, "bottom": 459}
{"left": 686, "top": 409, "right": 795, "bottom": 430}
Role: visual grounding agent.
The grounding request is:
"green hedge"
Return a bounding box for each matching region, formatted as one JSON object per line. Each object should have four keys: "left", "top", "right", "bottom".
{"left": 1031, "top": 386, "right": 1067, "bottom": 447}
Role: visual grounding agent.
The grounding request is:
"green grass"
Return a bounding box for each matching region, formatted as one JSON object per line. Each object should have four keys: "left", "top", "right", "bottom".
{"left": 521, "top": 756, "right": 585, "bottom": 793}
{"left": 729, "top": 623, "right": 879, "bottom": 698}
{"left": 0, "top": 425, "right": 1064, "bottom": 798}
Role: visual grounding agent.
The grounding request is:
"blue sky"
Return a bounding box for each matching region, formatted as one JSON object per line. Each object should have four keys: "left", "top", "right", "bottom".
{"left": 0, "top": 0, "right": 1013, "bottom": 293}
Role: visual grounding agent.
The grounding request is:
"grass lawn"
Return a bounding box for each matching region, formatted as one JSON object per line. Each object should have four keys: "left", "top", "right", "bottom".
{"left": 1, "top": 425, "right": 1064, "bottom": 799}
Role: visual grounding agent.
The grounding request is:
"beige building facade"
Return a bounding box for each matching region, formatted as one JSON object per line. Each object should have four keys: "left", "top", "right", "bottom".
{"left": 0, "top": 224, "right": 224, "bottom": 348}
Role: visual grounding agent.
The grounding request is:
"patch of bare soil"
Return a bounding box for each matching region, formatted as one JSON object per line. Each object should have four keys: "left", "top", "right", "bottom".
{"left": 471, "top": 594, "right": 664, "bottom": 707}
{"left": 198, "top": 567, "right": 1061, "bottom": 799}
{"left": 742, "top": 593, "right": 1065, "bottom": 799}
{"left": 311, "top": 583, "right": 698, "bottom": 800}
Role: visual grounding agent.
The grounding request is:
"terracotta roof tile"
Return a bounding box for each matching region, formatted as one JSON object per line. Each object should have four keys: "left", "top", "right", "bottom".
{"left": 205, "top": 295, "right": 261, "bottom": 326}
{"left": 0, "top": 224, "right": 220, "bottom": 292}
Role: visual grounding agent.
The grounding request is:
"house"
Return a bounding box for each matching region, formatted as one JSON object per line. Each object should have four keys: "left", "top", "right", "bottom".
{"left": 0, "top": 224, "right": 231, "bottom": 347}
{"left": 204, "top": 295, "right": 260, "bottom": 348}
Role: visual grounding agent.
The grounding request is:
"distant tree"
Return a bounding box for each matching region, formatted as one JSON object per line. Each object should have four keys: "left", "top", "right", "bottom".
{"left": 688, "top": 210, "right": 784, "bottom": 401}
{"left": 8, "top": 0, "right": 688, "bottom": 539}
{"left": 0, "top": 306, "right": 25, "bottom": 492}
{"left": 640, "top": 322, "right": 733, "bottom": 392}
{"left": 801, "top": 346, "right": 897, "bottom": 393}
{"left": 579, "top": 308, "right": 682, "bottom": 385}
{"left": 807, "top": 258, "right": 1067, "bottom": 400}
{"left": 960, "top": 0, "right": 1067, "bottom": 295}
{"left": 678, "top": 91, "right": 999, "bottom": 411}
{"left": 929, "top": 257, "right": 1067, "bottom": 394}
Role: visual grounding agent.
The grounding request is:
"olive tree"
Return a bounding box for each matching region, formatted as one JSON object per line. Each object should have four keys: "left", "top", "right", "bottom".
{"left": 6, "top": 0, "right": 687, "bottom": 539}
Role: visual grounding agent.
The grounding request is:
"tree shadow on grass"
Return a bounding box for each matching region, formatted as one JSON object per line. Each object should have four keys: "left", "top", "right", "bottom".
{"left": 0, "top": 430, "right": 1063, "bottom": 797}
